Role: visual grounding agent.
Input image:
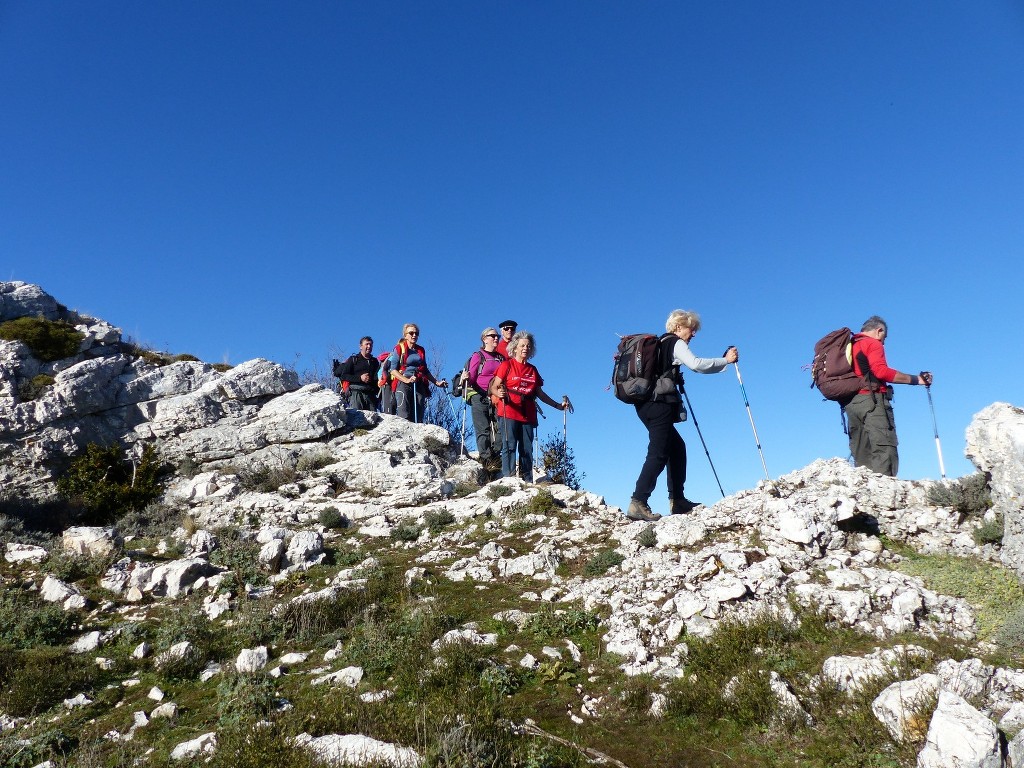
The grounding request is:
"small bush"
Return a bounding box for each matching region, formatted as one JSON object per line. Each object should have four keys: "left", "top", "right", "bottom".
{"left": 0, "top": 316, "right": 84, "bottom": 361}
{"left": 525, "top": 606, "right": 600, "bottom": 641}
{"left": 17, "top": 373, "right": 55, "bottom": 401}
{"left": 212, "top": 362, "right": 233, "bottom": 372}
{"left": 216, "top": 672, "right": 278, "bottom": 727}
{"left": 0, "top": 590, "right": 76, "bottom": 648}
{"left": 995, "top": 604, "right": 1024, "bottom": 651}
{"left": 584, "top": 548, "right": 625, "bottom": 576}
{"left": 0, "top": 646, "right": 99, "bottom": 716}
{"left": 539, "top": 434, "right": 585, "bottom": 490}
{"left": 525, "top": 488, "right": 562, "bottom": 515}
{"left": 636, "top": 525, "right": 658, "bottom": 548}
{"left": 424, "top": 508, "right": 456, "bottom": 534}
{"left": 171, "top": 353, "right": 200, "bottom": 363}
{"left": 209, "top": 721, "right": 320, "bottom": 768}
{"left": 114, "top": 499, "right": 186, "bottom": 540}
{"left": 974, "top": 514, "right": 1004, "bottom": 546}
{"left": 391, "top": 522, "right": 422, "bottom": 542}
{"left": 56, "top": 443, "right": 164, "bottom": 523}
{"left": 927, "top": 473, "right": 992, "bottom": 517}
{"left": 296, "top": 450, "right": 335, "bottom": 473}
{"left": 237, "top": 461, "right": 298, "bottom": 493}
{"left": 423, "top": 435, "right": 449, "bottom": 456}
{"left": 211, "top": 527, "right": 267, "bottom": 587}
{"left": 452, "top": 481, "right": 479, "bottom": 498}
{"left": 42, "top": 550, "right": 114, "bottom": 584}
{"left": 318, "top": 506, "right": 347, "bottom": 529}
{"left": 486, "top": 485, "right": 514, "bottom": 501}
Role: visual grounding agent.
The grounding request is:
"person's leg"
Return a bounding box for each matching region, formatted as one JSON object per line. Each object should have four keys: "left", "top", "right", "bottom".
{"left": 845, "top": 395, "right": 872, "bottom": 468}
{"left": 470, "top": 395, "right": 492, "bottom": 458}
{"left": 499, "top": 417, "right": 515, "bottom": 477}
{"left": 631, "top": 402, "right": 675, "bottom": 503}
{"left": 520, "top": 422, "right": 535, "bottom": 481}
{"left": 349, "top": 390, "right": 374, "bottom": 412}
{"left": 665, "top": 428, "right": 687, "bottom": 500}
{"left": 863, "top": 399, "right": 899, "bottom": 476}
{"left": 395, "top": 383, "right": 412, "bottom": 421}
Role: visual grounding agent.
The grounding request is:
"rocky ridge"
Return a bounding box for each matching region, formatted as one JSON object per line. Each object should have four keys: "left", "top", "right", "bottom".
{"left": 2, "top": 281, "right": 1024, "bottom": 767}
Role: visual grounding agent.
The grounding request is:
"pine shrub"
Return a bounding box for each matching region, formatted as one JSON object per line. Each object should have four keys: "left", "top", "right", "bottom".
{"left": 0, "top": 316, "right": 83, "bottom": 361}
{"left": 926, "top": 473, "right": 992, "bottom": 517}
{"left": 56, "top": 443, "right": 164, "bottom": 523}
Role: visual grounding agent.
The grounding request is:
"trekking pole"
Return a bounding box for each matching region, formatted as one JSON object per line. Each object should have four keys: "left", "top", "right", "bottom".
{"left": 733, "top": 361, "right": 770, "bottom": 482}
{"left": 926, "top": 384, "right": 947, "bottom": 479}
{"left": 681, "top": 388, "right": 726, "bottom": 498}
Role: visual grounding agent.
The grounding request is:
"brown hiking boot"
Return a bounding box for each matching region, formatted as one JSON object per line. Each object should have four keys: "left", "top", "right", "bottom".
{"left": 625, "top": 498, "right": 660, "bottom": 522}
{"left": 669, "top": 497, "right": 700, "bottom": 515}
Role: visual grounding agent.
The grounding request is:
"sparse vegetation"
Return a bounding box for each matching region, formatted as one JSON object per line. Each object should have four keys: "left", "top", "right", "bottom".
{"left": 424, "top": 507, "right": 456, "bottom": 534}
{"left": 539, "top": 434, "right": 585, "bottom": 490}
{"left": 56, "top": 443, "right": 164, "bottom": 523}
{"left": 974, "top": 513, "right": 1004, "bottom": 546}
{"left": 237, "top": 460, "right": 298, "bottom": 493}
{"left": 583, "top": 547, "right": 625, "bottom": 576}
{"left": 486, "top": 484, "right": 514, "bottom": 501}
{"left": 318, "top": 506, "right": 347, "bottom": 529}
{"left": 17, "top": 373, "right": 55, "bottom": 401}
{"left": 0, "top": 316, "right": 84, "bottom": 361}
{"left": 926, "top": 472, "right": 992, "bottom": 517}
{"left": 296, "top": 450, "right": 335, "bottom": 473}
{"left": 636, "top": 525, "right": 657, "bottom": 548}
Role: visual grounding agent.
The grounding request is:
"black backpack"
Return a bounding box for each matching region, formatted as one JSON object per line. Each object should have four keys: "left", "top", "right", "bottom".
{"left": 611, "top": 334, "right": 678, "bottom": 404}
{"left": 452, "top": 350, "right": 504, "bottom": 401}
{"left": 809, "top": 327, "right": 865, "bottom": 405}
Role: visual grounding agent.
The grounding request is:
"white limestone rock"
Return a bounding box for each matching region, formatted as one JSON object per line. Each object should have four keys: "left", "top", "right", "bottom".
{"left": 63, "top": 526, "right": 122, "bottom": 558}
{"left": 916, "top": 690, "right": 1000, "bottom": 768}
{"left": 871, "top": 674, "right": 939, "bottom": 741}
{"left": 236, "top": 646, "right": 269, "bottom": 674}
{"left": 294, "top": 733, "right": 420, "bottom": 767}
{"left": 170, "top": 731, "right": 217, "bottom": 760}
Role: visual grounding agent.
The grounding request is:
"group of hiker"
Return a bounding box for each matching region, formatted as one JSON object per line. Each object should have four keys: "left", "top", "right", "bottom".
{"left": 334, "top": 319, "right": 573, "bottom": 482}
{"left": 335, "top": 311, "right": 933, "bottom": 521}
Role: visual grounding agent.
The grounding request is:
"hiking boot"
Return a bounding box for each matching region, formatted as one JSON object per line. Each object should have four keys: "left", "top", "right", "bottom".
{"left": 625, "top": 498, "right": 660, "bottom": 522}
{"left": 669, "top": 497, "right": 700, "bottom": 515}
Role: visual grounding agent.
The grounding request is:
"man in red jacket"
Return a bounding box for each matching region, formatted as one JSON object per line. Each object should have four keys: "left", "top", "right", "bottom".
{"left": 846, "top": 316, "right": 932, "bottom": 477}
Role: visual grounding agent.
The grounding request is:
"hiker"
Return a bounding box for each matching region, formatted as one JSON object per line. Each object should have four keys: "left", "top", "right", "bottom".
{"left": 466, "top": 327, "right": 505, "bottom": 471}
{"left": 846, "top": 316, "right": 932, "bottom": 477}
{"left": 627, "top": 310, "right": 738, "bottom": 522}
{"left": 377, "top": 350, "right": 395, "bottom": 414}
{"left": 389, "top": 323, "right": 447, "bottom": 423}
{"left": 496, "top": 319, "right": 517, "bottom": 357}
{"left": 336, "top": 336, "right": 380, "bottom": 412}
{"left": 489, "top": 330, "right": 572, "bottom": 481}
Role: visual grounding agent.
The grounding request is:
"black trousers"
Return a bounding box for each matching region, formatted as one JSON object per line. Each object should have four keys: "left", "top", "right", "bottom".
{"left": 632, "top": 400, "right": 686, "bottom": 503}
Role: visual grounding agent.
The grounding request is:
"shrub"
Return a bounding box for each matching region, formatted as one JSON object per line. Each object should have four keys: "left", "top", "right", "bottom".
{"left": 452, "top": 481, "right": 479, "bottom": 497}
{"left": 171, "top": 353, "right": 200, "bottom": 363}
{"left": 209, "top": 721, "right": 320, "bottom": 768}
{"left": 210, "top": 527, "right": 267, "bottom": 587}
{"left": 636, "top": 525, "right": 658, "bottom": 548}
{"left": 0, "top": 646, "right": 99, "bottom": 716}
{"left": 0, "top": 590, "right": 76, "bottom": 648}
{"left": 216, "top": 672, "right": 278, "bottom": 727}
{"left": 0, "top": 316, "right": 84, "bottom": 361}
{"left": 974, "top": 514, "right": 1004, "bottom": 546}
{"left": 539, "top": 434, "right": 585, "bottom": 490}
{"left": 42, "top": 550, "right": 114, "bottom": 584}
{"left": 391, "top": 522, "right": 422, "bottom": 542}
{"left": 926, "top": 473, "right": 992, "bottom": 517}
{"left": 525, "top": 488, "right": 562, "bottom": 515}
{"left": 525, "top": 606, "right": 600, "bottom": 642}
{"left": 212, "top": 362, "right": 233, "bottom": 372}
{"left": 486, "top": 485, "right": 514, "bottom": 501}
{"left": 56, "top": 443, "right": 164, "bottom": 523}
{"left": 423, "top": 435, "right": 449, "bottom": 456}
{"left": 296, "top": 450, "right": 335, "bottom": 473}
{"left": 995, "top": 604, "right": 1024, "bottom": 651}
{"left": 583, "top": 548, "right": 625, "bottom": 576}
{"left": 318, "top": 506, "right": 347, "bottom": 529}
{"left": 17, "top": 373, "right": 55, "bottom": 401}
{"left": 424, "top": 508, "right": 456, "bottom": 534}
{"left": 237, "top": 461, "right": 298, "bottom": 493}
{"left": 114, "top": 499, "right": 185, "bottom": 540}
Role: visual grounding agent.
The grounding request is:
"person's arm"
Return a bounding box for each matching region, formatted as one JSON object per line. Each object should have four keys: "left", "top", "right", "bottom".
{"left": 535, "top": 386, "right": 570, "bottom": 411}
{"left": 466, "top": 352, "right": 483, "bottom": 390}
{"left": 673, "top": 340, "right": 730, "bottom": 373}
{"left": 338, "top": 356, "right": 361, "bottom": 385}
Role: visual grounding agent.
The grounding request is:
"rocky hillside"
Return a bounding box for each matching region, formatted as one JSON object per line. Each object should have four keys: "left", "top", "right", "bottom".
{"left": 2, "top": 280, "right": 1024, "bottom": 768}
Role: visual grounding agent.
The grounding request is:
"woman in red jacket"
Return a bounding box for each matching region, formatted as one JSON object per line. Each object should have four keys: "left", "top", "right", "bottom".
{"left": 489, "top": 331, "right": 572, "bottom": 481}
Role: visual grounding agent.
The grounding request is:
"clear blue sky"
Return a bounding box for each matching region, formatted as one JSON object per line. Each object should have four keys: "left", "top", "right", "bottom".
{"left": 3, "top": 2, "right": 1022, "bottom": 510}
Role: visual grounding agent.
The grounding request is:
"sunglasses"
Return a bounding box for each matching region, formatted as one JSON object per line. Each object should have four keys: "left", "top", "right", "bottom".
{"left": 406, "top": 331, "right": 419, "bottom": 336}
{"left": 501, "top": 326, "right": 515, "bottom": 331}
{"left": 485, "top": 334, "right": 498, "bottom": 338}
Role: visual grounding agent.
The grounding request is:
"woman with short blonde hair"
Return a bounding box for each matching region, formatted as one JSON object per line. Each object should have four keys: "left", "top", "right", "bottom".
{"left": 625, "top": 310, "right": 737, "bottom": 522}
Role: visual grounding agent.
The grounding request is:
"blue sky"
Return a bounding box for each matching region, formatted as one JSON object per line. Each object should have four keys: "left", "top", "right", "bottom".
{"left": 3, "top": 1, "right": 1022, "bottom": 510}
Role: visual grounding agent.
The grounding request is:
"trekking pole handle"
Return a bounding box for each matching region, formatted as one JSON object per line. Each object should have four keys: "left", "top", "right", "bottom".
{"left": 561, "top": 396, "right": 574, "bottom": 414}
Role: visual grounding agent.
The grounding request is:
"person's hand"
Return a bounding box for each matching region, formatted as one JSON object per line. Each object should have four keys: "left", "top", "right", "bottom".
{"left": 919, "top": 371, "right": 933, "bottom": 387}
{"left": 724, "top": 346, "right": 739, "bottom": 364}
{"left": 562, "top": 396, "right": 574, "bottom": 414}
{"left": 360, "top": 373, "right": 370, "bottom": 383}
{"left": 437, "top": 379, "right": 448, "bottom": 388}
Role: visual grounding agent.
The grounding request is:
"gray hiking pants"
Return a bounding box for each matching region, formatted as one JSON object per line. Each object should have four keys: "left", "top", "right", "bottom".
{"left": 845, "top": 392, "right": 898, "bottom": 477}
{"left": 469, "top": 393, "right": 498, "bottom": 461}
